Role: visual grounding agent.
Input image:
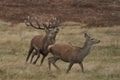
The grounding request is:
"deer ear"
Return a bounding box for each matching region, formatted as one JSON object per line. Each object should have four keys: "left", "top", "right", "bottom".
{"left": 84, "top": 32, "right": 90, "bottom": 38}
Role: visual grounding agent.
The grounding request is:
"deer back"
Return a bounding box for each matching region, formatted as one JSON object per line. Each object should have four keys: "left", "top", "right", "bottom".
{"left": 50, "top": 44, "right": 80, "bottom": 62}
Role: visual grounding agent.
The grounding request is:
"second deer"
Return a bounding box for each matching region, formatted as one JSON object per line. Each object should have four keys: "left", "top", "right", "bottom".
{"left": 48, "top": 33, "right": 100, "bottom": 73}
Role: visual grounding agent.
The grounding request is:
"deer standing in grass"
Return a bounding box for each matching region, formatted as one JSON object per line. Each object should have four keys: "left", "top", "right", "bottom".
{"left": 48, "top": 33, "right": 100, "bottom": 73}
{"left": 25, "top": 16, "right": 60, "bottom": 65}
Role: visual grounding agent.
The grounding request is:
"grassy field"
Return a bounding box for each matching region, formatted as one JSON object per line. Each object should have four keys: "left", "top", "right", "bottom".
{"left": 0, "top": 21, "right": 120, "bottom": 80}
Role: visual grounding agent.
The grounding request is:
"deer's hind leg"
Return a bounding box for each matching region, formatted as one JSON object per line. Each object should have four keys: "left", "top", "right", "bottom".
{"left": 48, "top": 57, "right": 60, "bottom": 71}
{"left": 66, "top": 62, "right": 74, "bottom": 73}
{"left": 26, "top": 45, "right": 34, "bottom": 62}
{"left": 40, "top": 55, "right": 47, "bottom": 66}
{"left": 30, "top": 52, "right": 36, "bottom": 64}
{"left": 32, "top": 49, "right": 40, "bottom": 64}
{"left": 79, "top": 62, "right": 84, "bottom": 72}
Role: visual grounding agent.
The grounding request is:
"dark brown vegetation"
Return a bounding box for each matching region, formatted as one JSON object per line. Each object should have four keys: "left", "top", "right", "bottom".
{"left": 48, "top": 33, "right": 100, "bottom": 73}
{"left": 0, "top": 0, "right": 120, "bottom": 26}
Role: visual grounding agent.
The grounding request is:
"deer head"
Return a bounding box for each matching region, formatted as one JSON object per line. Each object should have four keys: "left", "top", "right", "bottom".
{"left": 84, "top": 33, "right": 100, "bottom": 45}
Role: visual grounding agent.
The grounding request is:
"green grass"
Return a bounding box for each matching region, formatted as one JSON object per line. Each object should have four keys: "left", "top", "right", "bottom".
{"left": 0, "top": 21, "right": 120, "bottom": 80}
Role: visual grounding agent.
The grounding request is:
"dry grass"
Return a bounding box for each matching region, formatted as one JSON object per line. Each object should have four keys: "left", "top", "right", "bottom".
{"left": 0, "top": 21, "right": 120, "bottom": 80}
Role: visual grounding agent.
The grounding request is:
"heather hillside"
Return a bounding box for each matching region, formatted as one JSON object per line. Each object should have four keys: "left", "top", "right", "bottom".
{"left": 0, "top": 0, "right": 120, "bottom": 26}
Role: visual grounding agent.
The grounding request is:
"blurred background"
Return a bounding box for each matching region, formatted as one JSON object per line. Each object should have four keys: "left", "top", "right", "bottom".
{"left": 0, "top": 0, "right": 120, "bottom": 26}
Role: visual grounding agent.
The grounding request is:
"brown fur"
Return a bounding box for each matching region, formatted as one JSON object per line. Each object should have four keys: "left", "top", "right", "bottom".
{"left": 31, "top": 35, "right": 44, "bottom": 49}
{"left": 50, "top": 44, "right": 80, "bottom": 62}
{"left": 26, "top": 35, "right": 45, "bottom": 64}
{"left": 25, "top": 16, "right": 60, "bottom": 65}
{"left": 26, "top": 28, "right": 59, "bottom": 65}
{"left": 48, "top": 33, "right": 100, "bottom": 73}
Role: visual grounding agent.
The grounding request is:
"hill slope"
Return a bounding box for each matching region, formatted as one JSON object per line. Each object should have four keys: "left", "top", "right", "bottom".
{"left": 0, "top": 0, "right": 120, "bottom": 26}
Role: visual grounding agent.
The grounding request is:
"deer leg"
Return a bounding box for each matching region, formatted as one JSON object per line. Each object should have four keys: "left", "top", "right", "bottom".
{"left": 79, "top": 62, "right": 84, "bottom": 72}
{"left": 40, "top": 55, "right": 46, "bottom": 66}
{"left": 30, "top": 52, "right": 36, "bottom": 64}
{"left": 33, "top": 51, "right": 40, "bottom": 64}
{"left": 53, "top": 63, "right": 60, "bottom": 71}
{"left": 26, "top": 46, "right": 34, "bottom": 62}
{"left": 66, "top": 62, "right": 74, "bottom": 73}
{"left": 48, "top": 57, "right": 52, "bottom": 70}
{"left": 48, "top": 57, "right": 60, "bottom": 71}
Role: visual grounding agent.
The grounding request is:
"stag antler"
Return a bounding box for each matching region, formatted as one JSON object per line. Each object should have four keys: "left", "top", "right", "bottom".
{"left": 48, "top": 17, "right": 60, "bottom": 28}
{"left": 24, "top": 16, "right": 45, "bottom": 30}
{"left": 24, "top": 16, "right": 60, "bottom": 30}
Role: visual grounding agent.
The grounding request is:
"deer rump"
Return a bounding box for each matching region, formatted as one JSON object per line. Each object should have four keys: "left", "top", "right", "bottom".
{"left": 27, "top": 35, "right": 44, "bottom": 62}
{"left": 30, "top": 35, "right": 44, "bottom": 50}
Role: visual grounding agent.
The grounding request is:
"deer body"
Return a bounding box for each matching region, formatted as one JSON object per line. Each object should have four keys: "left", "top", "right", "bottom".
{"left": 48, "top": 33, "right": 100, "bottom": 73}
{"left": 26, "top": 34, "right": 53, "bottom": 64}
{"left": 30, "top": 35, "right": 43, "bottom": 50}
{"left": 25, "top": 16, "right": 60, "bottom": 65}
{"left": 26, "top": 35, "right": 43, "bottom": 64}
{"left": 50, "top": 44, "right": 91, "bottom": 63}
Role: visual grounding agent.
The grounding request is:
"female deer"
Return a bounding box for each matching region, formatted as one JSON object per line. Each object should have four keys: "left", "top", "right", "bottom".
{"left": 48, "top": 33, "right": 100, "bottom": 73}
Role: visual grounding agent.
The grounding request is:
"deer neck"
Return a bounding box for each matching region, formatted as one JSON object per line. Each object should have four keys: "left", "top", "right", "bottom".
{"left": 81, "top": 41, "right": 92, "bottom": 58}
{"left": 41, "top": 35, "right": 50, "bottom": 52}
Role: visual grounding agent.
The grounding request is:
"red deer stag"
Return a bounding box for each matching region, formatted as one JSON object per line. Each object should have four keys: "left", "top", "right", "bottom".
{"left": 48, "top": 33, "right": 100, "bottom": 73}
{"left": 25, "top": 16, "right": 60, "bottom": 65}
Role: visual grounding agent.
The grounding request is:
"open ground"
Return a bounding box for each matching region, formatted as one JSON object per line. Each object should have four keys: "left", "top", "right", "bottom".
{"left": 0, "top": 21, "right": 120, "bottom": 80}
